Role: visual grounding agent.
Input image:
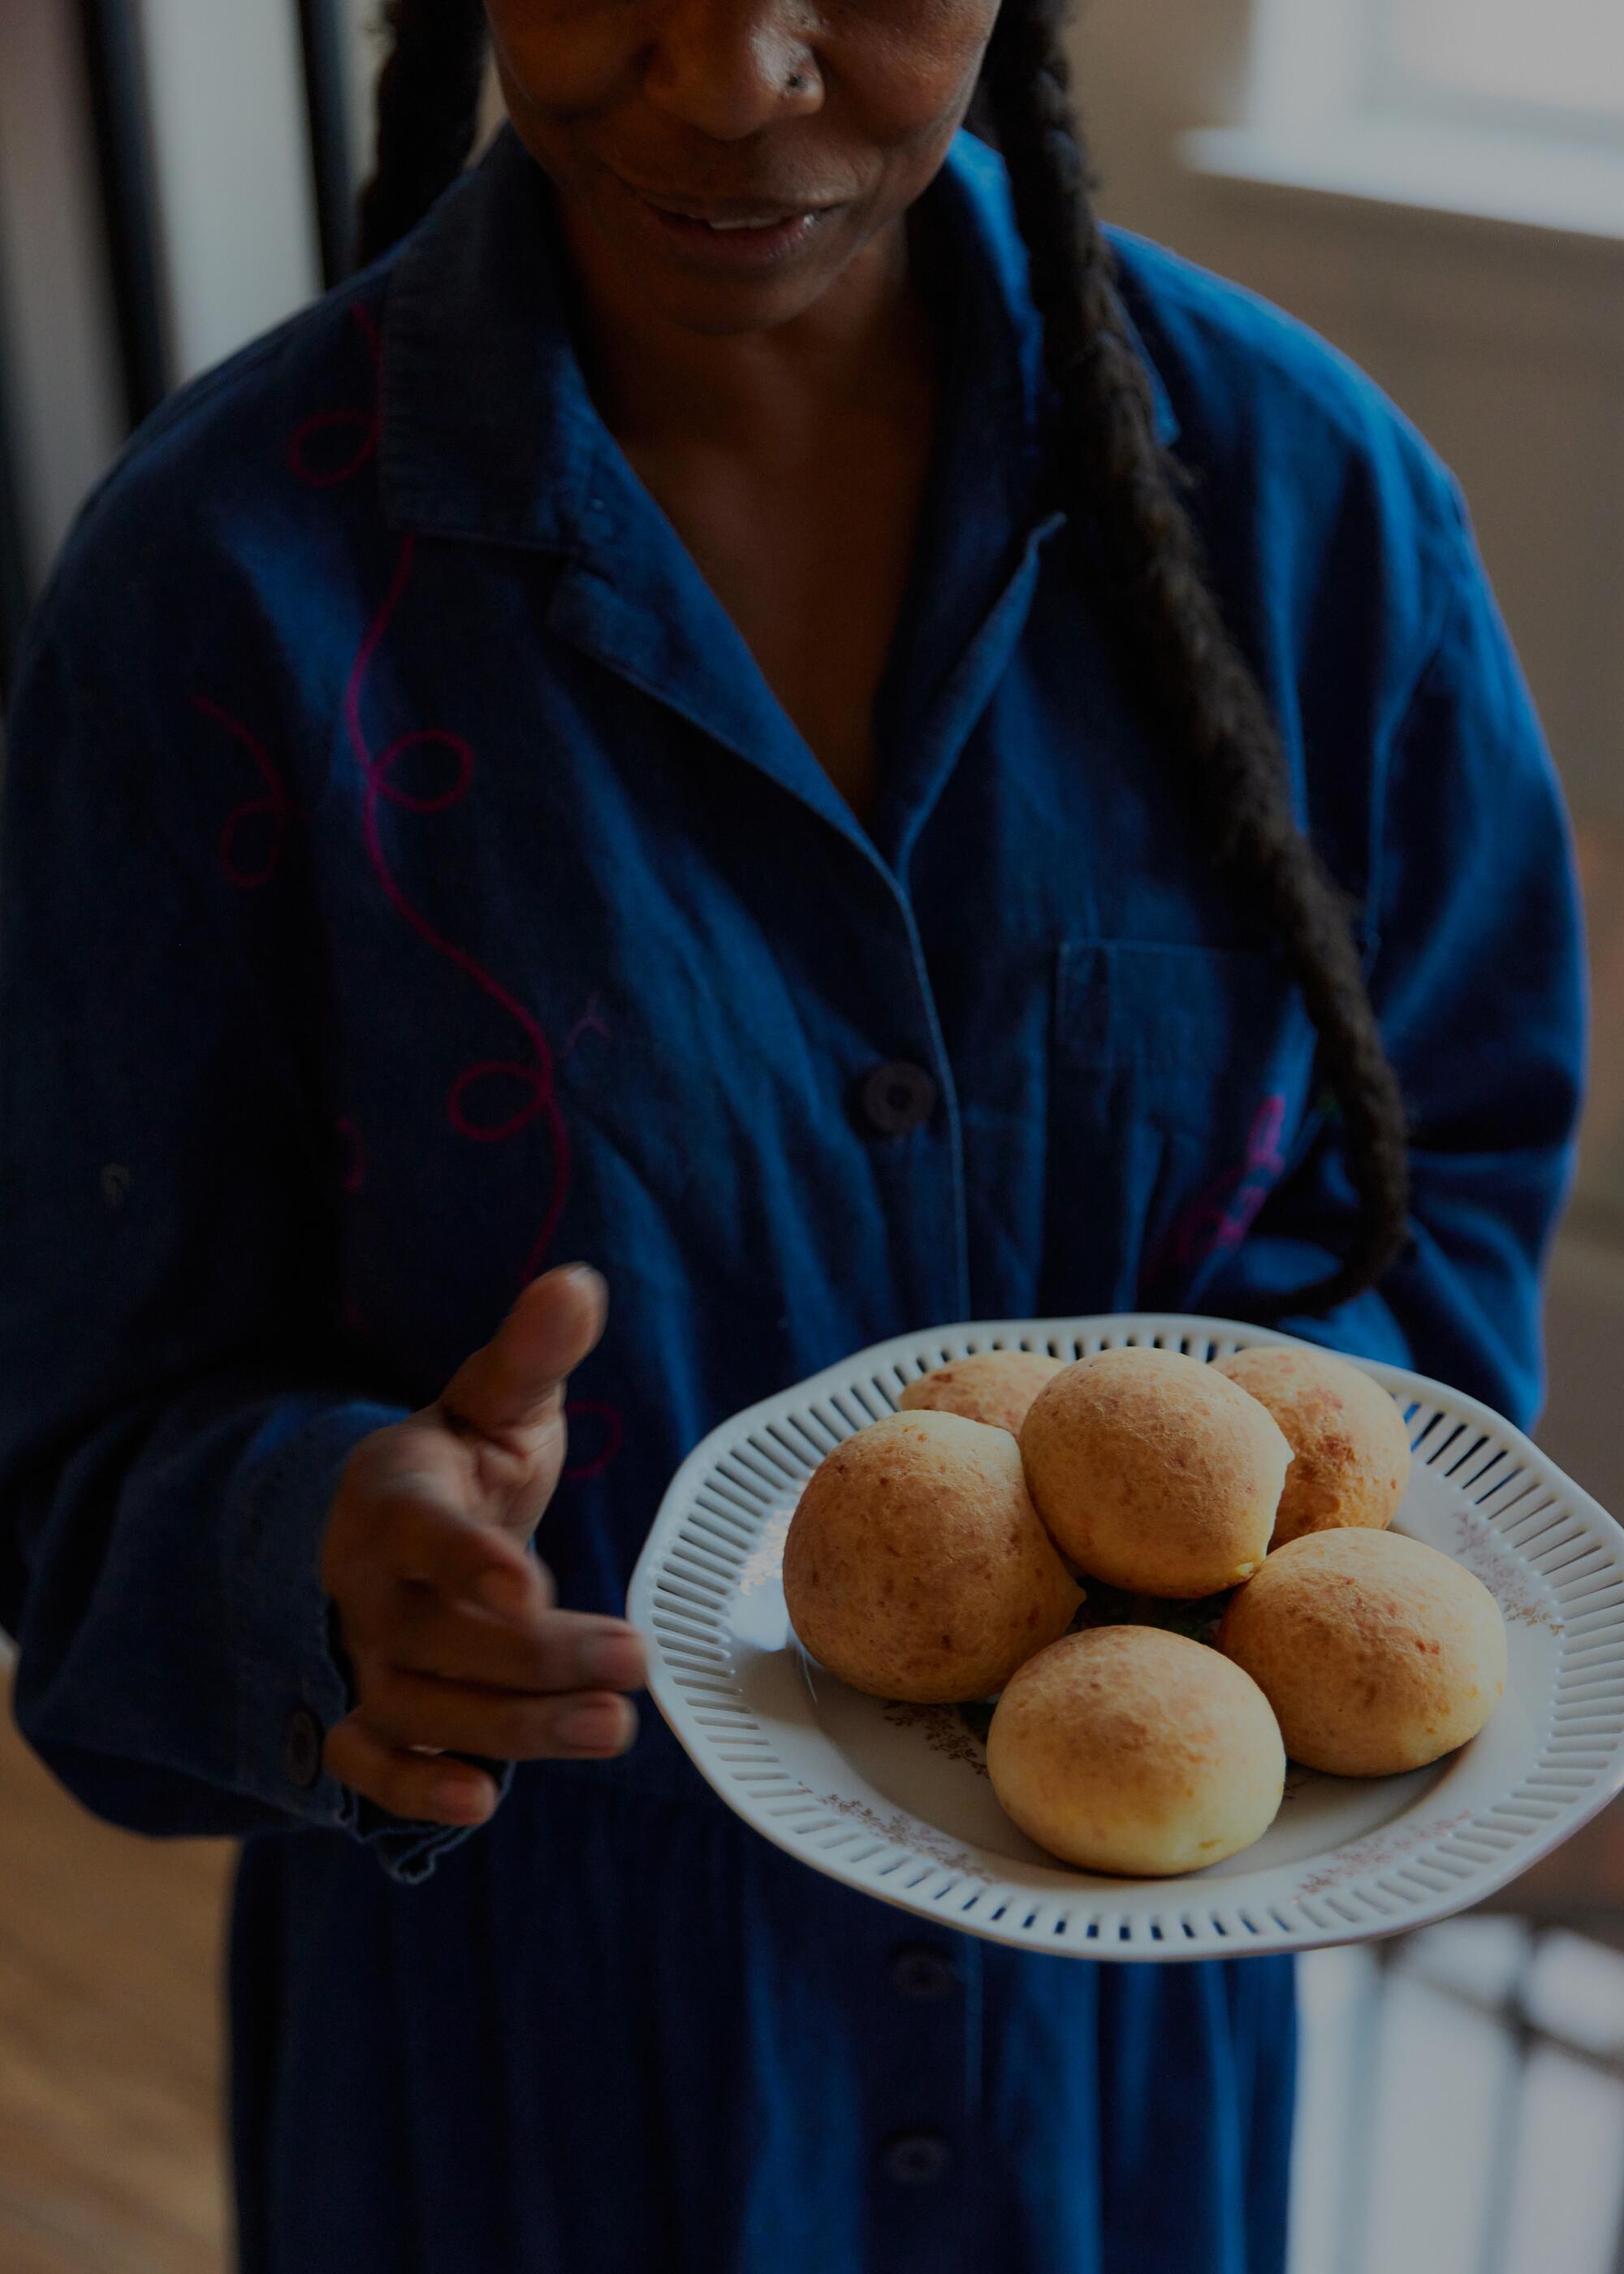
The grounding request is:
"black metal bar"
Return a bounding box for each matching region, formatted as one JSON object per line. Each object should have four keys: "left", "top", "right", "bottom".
{"left": 74, "top": 0, "right": 169, "bottom": 429}
{"left": 297, "top": 0, "right": 356, "bottom": 288}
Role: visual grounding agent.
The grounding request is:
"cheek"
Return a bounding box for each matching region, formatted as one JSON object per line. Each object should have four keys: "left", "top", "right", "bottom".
{"left": 826, "top": 0, "right": 1000, "bottom": 127}
{"left": 490, "top": 5, "right": 639, "bottom": 117}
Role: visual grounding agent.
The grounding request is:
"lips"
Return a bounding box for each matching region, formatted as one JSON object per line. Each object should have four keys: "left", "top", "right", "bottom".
{"left": 622, "top": 179, "right": 840, "bottom": 228}
{"left": 608, "top": 169, "right": 845, "bottom": 270}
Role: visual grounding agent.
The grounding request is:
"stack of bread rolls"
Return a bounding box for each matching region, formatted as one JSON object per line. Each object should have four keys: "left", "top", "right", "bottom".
{"left": 782, "top": 1340, "right": 1507, "bottom": 1878}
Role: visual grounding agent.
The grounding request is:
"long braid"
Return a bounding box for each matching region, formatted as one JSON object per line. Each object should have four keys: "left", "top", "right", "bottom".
{"left": 974, "top": 0, "right": 1410, "bottom": 1319}
{"left": 356, "top": 0, "right": 488, "bottom": 266}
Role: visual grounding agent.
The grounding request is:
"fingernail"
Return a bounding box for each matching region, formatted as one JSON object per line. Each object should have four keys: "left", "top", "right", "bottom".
{"left": 434, "top": 1777, "right": 494, "bottom": 1821}
{"left": 477, "top": 1566, "right": 529, "bottom": 1617}
{"left": 557, "top": 1700, "right": 630, "bottom": 1751}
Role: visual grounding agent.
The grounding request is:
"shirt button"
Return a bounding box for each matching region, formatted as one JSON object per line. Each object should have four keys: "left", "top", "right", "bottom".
{"left": 283, "top": 1706, "right": 324, "bottom": 1791}
{"left": 881, "top": 2129, "right": 952, "bottom": 2186}
{"left": 860, "top": 1060, "right": 938, "bottom": 1136}
{"left": 889, "top": 1944, "right": 959, "bottom": 1999}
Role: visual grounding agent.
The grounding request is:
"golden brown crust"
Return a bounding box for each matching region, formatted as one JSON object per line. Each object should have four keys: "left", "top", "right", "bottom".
{"left": 1213, "top": 1346, "right": 1410, "bottom": 1546}
{"left": 782, "top": 1411, "right": 1083, "bottom": 1702}
{"left": 896, "top": 1350, "right": 1067, "bottom": 1437}
{"left": 986, "top": 1627, "right": 1285, "bottom": 1875}
{"left": 1217, "top": 1528, "right": 1506, "bottom": 1775}
{"left": 1017, "top": 1348, "right": 1290, "bottom": 1597}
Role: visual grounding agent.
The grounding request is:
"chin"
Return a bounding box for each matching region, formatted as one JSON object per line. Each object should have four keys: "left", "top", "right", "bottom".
{"left": 636, "top": 272, "right": 831, "bottom": 337}
{"left": 585, "top": 199, "right": 854, "bottom": 335}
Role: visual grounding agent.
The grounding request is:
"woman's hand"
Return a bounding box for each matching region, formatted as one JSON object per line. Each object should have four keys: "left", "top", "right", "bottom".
{"left": 320, "top": 1264, "right": 646, "bottom": 1827}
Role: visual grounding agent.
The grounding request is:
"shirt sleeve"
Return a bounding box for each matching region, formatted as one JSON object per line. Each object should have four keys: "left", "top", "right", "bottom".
{"left": 0, "top": 615, "right": 508, "bottom": 1885}
{"left": 1201, "top": 478, "right": 1588, "bottom": 1432}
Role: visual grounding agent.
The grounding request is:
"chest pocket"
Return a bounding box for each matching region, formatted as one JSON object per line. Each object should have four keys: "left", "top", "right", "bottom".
{"left": 1042, "top": 938, "right": 1324, "bottom": 1314}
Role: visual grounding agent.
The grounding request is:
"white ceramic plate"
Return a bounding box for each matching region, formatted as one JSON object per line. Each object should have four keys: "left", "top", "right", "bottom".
{"left": 628, "top": 1314, "right": 1624, "bottom": 1961}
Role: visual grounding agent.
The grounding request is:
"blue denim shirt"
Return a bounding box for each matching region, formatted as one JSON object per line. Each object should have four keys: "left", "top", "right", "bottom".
{"left": 0, "top": 124, "right": 1585, "bottom": 2274}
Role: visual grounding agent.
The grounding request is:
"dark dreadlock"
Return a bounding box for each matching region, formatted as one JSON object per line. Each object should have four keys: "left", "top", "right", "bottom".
{"left": 357, "top": 0, "right": 489, "bottom": 268}
{"left": 357, "top": 0, "right": 1411, "bottom": 1321}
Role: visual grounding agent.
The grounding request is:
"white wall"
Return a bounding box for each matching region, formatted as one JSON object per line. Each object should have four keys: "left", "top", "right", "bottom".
{"left": 1070, "top": 0, "right": 1624, "bottom": 831}
{"left": 0, "top": 0, "right": 124, "bottom": 581}
{"left": 140, "top": 0, "right": 322, "bottom": 384}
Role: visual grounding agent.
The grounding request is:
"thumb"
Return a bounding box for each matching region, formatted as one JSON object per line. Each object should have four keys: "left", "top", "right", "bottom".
{"left": 438, "top": 1263, "right": 607, "bottom": 1456}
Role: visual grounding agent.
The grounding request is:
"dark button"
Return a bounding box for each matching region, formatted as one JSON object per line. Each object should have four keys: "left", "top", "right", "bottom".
{"left": 860, "top": 1060, "right": 938, "bottom": 1136}
{"left": 889, "top": 1944, "right": 959, "bottom": 2000}
{"left": 283, "top": 1706, "right": 324, "bottom": 1791}
{"left": 881, "top": 2129, "right": 952, "bottom": 2186}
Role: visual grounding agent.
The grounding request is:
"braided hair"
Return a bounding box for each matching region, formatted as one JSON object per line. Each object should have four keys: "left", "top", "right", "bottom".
{"left": 357, "top": 0, "right": 1411, "bottom": 1321}
{"left": 356, "top": 0, "right": 489, "bottom": 268}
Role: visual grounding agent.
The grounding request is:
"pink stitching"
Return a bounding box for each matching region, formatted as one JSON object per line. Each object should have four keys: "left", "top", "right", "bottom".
{"left": 288, "top": 409, "right": 379, "bottom": 489}
{"left": 1144, "top": 1092, "right": 1289, "bottom": 1285}
{"left": 375, "top": 729, "right": 473, "bottom": 815}
{"left": 192, "top": 695, "right": 296, "bottom": 888}
{"left": 563, "top": 991, "right": 611, "bottom": 1056}
{"left": 288, "top": 303, "right": 382, "bottom": 489}
{"left": 304, "top": 300, "right": 587, "bottom": 1412}
{"left": 563, "top": 1399, "right": 624, "bottom": 1483}
{"left": 342, "top": 534, "right": 571, "bottom": 1284}
{"left": 447, "top": 1061, "right": 548, "bottom": 1143}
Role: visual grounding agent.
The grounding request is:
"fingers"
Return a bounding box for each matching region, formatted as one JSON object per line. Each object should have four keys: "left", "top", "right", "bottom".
{"left": 321, "top": 1601, "right": 646, "bottom": 1827}
{"left": 350, "top": 1667, "right": 639, "bottom": 1762}
{"left": 326, "top": 1458, "right": 546, "bottom": 1624}
{"left": 319, "top": 1335, "right": 642, "bottom": 1833}
{"left": 438, "top": 1263, "right": 607, "bottom": 1457}
{"left": 391, "top": 1597, "right": 646, "bottom": 1694}
{"left": 322, "top": 1714, "right": 501, "bottom": 1829}
{"left": 390, "top": 1484, "right": 539, "bottom": 1602}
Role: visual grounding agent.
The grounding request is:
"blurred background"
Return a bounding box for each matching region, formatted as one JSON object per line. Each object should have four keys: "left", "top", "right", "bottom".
{"left": 1, "top": 2, "right": 1622, "bottom": 2270}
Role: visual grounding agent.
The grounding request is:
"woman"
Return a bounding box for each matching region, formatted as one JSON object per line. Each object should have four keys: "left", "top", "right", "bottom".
{"left": 0, "top": 0, "right": 1584, "bottom": 2266}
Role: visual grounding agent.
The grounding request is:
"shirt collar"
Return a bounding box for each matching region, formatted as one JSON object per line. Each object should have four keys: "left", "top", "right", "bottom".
{"left": 378, "top": 123, "right": 1180, "bottom": 555}
{"left": 938, "top": 126, "right": 1181, "bottom": 458}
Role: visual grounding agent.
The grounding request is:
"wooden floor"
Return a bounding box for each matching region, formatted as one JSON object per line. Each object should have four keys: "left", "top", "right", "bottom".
{"left": 0, "top": 1672, "right": 232, "bottom": 2274}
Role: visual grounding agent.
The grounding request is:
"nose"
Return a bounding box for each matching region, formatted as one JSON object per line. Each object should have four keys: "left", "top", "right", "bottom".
{"left": 642, "top": 0, "right": 822, "bottom": 141}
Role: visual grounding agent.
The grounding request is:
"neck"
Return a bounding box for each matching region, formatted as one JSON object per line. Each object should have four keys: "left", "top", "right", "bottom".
{"left": 555, "top": 202, "right": 943, "bottom": 459}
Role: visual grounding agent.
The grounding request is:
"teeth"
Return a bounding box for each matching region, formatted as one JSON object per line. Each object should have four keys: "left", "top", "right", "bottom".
{"left": 706, "top": 216, "right": 786, "bottom": 231}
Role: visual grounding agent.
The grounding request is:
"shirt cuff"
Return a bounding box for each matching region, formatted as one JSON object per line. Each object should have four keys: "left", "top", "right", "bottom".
{"left": 228, "top": 1396, "right": 514, "bottom": 1886}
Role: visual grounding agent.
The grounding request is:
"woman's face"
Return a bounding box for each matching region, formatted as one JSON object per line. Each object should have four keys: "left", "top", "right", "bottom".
{"left": 484, "top": 0, "right": 1000, "bottom": 337}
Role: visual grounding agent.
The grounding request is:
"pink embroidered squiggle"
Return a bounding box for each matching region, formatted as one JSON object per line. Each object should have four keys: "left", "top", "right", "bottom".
{"left": 293, "top": 299, "right": 597, "bottom": 1458}
{"left": 192, "top": 695, "right": 298, "bottom": 888}
{"left": 1144, "top": 1093, "right": 1289, "bottom": 1286}
{"left": 564, "top": 991, "right": 611, "bottom": 1057}
{"left": 563, "top": 1399, "right": 624, "bottom": 1483}
{"left": 342, "top": 534, "right": 571, "bottom": 1285}
{"left": 288, "top": 304, "right": 382, "bottom": 489}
